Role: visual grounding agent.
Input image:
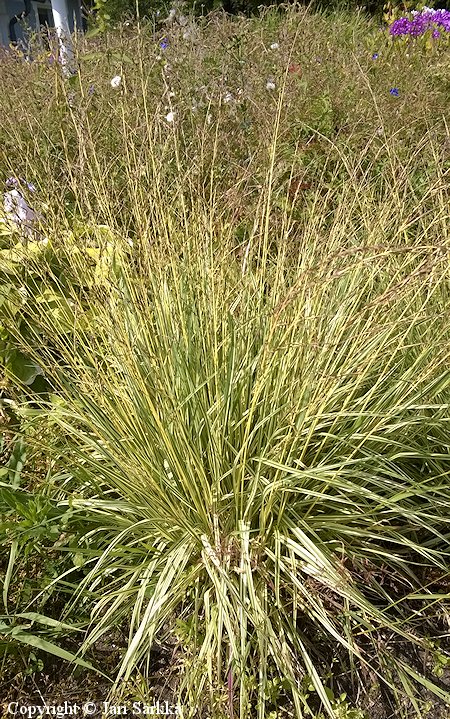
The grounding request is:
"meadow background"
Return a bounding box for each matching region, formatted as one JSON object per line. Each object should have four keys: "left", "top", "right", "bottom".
{"left": 1, "top": 1, "right": 450, "bottom": 717}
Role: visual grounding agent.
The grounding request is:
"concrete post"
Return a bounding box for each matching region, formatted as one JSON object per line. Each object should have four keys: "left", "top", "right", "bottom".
{"left": 51, "top": 0, "right": 74, "bottom": 74}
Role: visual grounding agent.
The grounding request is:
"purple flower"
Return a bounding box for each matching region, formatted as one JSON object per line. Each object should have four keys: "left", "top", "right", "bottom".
{"left": 372, "top": 52, "right": 379, "bottom": 59}
{"left": 160, "top": 38, "right": 169, "bottom": 49}
{"left": 390, "top": 87, "right": 399, "bottom": 97}
{"left": 389, "top": 8, "right": 450, "bottom": 37}
{"left": 88, "top": 84, "right": 95, "bottom": 95}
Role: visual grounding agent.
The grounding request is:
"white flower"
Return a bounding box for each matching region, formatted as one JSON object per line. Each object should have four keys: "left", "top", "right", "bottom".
{"left": 165, "top": 111, "right": 175, "bottom": 123}
{"left": 206, "top": 113, "right": 212, "bottom": 125}
{"left": 168, "top": 91, "right": 176, "bottom": 98}
{"left": 270, "top": 42, "right": 279, "bottom": 50}
{"left": 266, "top": 80, "right": 276, "bottom": 91}
{"left": 110, "top": 75, "right": 122, "bottom": 89}
{"left": 223, "top": 91, "right": 233, "bottom": 104}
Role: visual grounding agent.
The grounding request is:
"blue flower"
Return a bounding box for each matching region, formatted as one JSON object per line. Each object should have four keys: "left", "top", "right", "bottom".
{"left": 372, "top": 52, "right": 379, "bottom": 59}
{"left": 390, "top": 87, "right": 399, "bottom": 97}
{"left": 160, "top": 38, "right": 169, "bottom": 49}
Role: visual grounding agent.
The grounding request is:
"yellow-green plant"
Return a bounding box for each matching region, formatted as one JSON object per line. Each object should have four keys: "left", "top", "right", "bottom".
{"left": 4, "top": 129, "right": 450, "bottom": 717}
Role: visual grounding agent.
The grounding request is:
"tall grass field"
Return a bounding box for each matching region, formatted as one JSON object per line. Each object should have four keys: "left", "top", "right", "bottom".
{"left": 1, "top": 2, "right": 450, "bottom": 717}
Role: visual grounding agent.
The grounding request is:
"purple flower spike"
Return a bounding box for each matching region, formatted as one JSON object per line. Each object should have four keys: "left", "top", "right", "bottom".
{"left": 390, "top": 87, "right": 400, "bottom": 97}
{"left": 160, "top": 38, "right": 169, "bottom": 49}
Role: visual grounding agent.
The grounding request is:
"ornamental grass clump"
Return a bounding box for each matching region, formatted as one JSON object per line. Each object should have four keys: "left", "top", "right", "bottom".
{"left": 3, "top": 125, "right": 450, "bottom": 718}
{"left": 1, "top": 4, "right": 450, "bottom": 717}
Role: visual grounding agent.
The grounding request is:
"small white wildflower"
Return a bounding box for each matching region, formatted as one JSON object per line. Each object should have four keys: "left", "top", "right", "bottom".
{"left": 206, "top": 113, "right": 212, "bottom": 125}
{"left": 223, "top": 91, "right": 233, "bottom": 104}
{"left": 270, "top": 42, "right": 279, "bottom": 50}
{"left": 110, "top": 75, "right": 122, "bottom": 89}
{"left": 168, "top": 91, "right": 176, "bottom": 98}
{"left": 266, "top": 80, "right": 276, "bottom": 91}
{"left": 156, "top": 54, "right": 162, "bottom": 61}
{"left": 165, "top": 111, "right": 175, "bottom": 123}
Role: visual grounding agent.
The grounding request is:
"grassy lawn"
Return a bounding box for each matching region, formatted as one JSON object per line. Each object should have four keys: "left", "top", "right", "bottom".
{"left": 1, "top": 3, "right": 450, "bottom": 717}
